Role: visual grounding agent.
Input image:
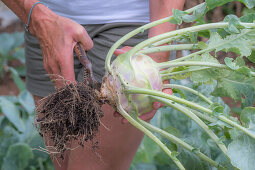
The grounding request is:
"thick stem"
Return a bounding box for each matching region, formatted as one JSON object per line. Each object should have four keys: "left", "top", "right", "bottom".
{"left": 160, "top": 67, "right": 209, "bottom": 77}
{"left": 191, "top": 110, "right": 217, "bottom": 123}
{"left": 117, "top": 102, "right": 186, "bottom": 170}
{"left": 158, "top": 61, "right": 255, "bottom": 76}
{"left": 163, "top": 84, "right": 213, "bottom": 105}
{"left": 137, "top": 118, "right": 222, "bottom": 168}
{"left": 127, "top": 23, "right": 255, "bottom": 63}
{"left": 125, "top": 86, "right": 212, "bottom": 113}
{"left": 150, "top": 96, "right": 228, "bottom": 157}
{"left": 157, "top": 61, "right": 228, "bottom": 70}
{"left": 151, "top": 37, "right": 179, "bottom": 47}
{"left": 140, "top": 44, "right": 197, "bottom": 54}
{"left": 125, "top": 86, "right": 255, "bottom": 139}
{"left": 105, "top": 3, "right": 206, "bottom": 75}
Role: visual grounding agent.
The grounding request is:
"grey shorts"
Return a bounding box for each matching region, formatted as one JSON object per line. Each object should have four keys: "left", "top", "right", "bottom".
{"left": 25, "top": 23, "right": 148, "bottom": 97}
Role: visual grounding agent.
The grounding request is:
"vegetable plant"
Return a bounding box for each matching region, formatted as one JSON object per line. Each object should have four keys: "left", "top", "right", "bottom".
{"left": 36, "top": 1, "right": 255, "bottom": 169}
{"left": 0, "top": 32, "right": 25, "bottom": 78}
{"left": 0, "top": 67, "right": 53, "bottom": 170}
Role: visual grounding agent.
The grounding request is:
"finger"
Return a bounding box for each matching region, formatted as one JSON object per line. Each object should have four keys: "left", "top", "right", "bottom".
{"left": 163, "top": 88, "right": 173, "bottom": 95}
{"left": 58, "top": 46, "right": 76, "bottom": 84}
{"left": 114, "top": 46, "right": 132, "bottom": 56}
{"left": 114, "top": 49, "right": 126, "bottom": 56}
{"left": 139, "top": 110, "right": 157, "bottom": 121}
{"left": 113, "top": 111, "right": 123, "bottom": 117}
{"left": 122, "top": 118, "right": 129, "bottom": 124}
{"left": 73, "top": 26, "right": 93, "bottom": 51}
{"left": 122, "top": 110, "right": 157, "bottom": 124}
{"left": 152, "top": 102, "right": 161, "bottom": 110}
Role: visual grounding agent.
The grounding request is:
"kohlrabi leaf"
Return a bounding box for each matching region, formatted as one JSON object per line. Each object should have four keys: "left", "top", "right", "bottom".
{"left": 224, "top": 15, "right": 244, "bottom": 34}
{"left": 224, "top": 57, "right": 241, "bottom": 70}
{"left": 227, "top": 135, "right": 255, "bottom": 170}
{"left": 247, "top": 50, "right": 255, "bottom": 63}
{"left": 240, "top": 107, "right": 255, "bottom": 130}
{"left": 206, "top": 0, "right": 234, "bottom": 10}
{"left": 238, "top": 0, "right": 255, "bottom": 8}
{"left": 224, "top": 56, "right": 251, "bottom": 75}
{"left": 169, "top": 66, "right": 192, "bottom": 80}
{"left": 1, "top": 143, "right": 34, "bottom": 170}
{"left": 170, "top": 9, "right": 187, "bottom": 25}
{"left": 209, "top": 30, "right": 255, "bottom": 57}
{"left": 182, "top": 3, "right": 207, "bottom": 24}
{"left": 240, "top": 13, "right": 255, "bottom": 23}
{"left": 211, "top": 71, "right": 255, "bottom": 106}
{"left": 18, "top": 90, "right": 35, "bottom": 115}
{"left": 133, "top": 135, "right": 160, "bottom": 164}
{"left": 190, "top": 53, "right": 220, "bottom": 83}
{"left": 209, "top": 103, "right": 224, "bottom": 116}
{"left": 224, "top": 108, "right": 255, "bottom": 170}
{"left": 0, "top": 97, "right": 25, "bottom": 132}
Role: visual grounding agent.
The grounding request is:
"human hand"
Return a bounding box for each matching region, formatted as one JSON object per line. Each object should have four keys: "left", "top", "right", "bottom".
{"left": 113, "top": 46, "right": 172, "bottom": 124}
{"left": 29, "top": 5, "right": 93, "bottom": 88}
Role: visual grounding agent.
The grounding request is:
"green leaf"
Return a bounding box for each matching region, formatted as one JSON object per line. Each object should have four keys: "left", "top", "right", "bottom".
{"left": 133, "top": 135, "right": 160, "bottom": 164}
{"left": 237, "top": 66, "right": 251, "bottom": 77}
{"left": 163, "top": 126, "right": 180, "bottom": 138}
{"left": 209, "top": 30, "right": 255, "bottom": 57}
{"left": 209, "top": 103, "right": 224, "bottom": 116}
{"left": 0, "top": 127, "right": 19, "bottom": 166}
{"left": 227, "top": 135, "right": 255, "bottom": 170}
{"left": 12, "top": 32, "right": 24, "bottom": 48}
{"left": 238, "top": 0, "right": 255, "bottom": 8}
{"left": 170, "top": 9, "right": 187, "bottom": 25}
{"left": 0, "top": 97, "right": 24, "bottom": 132}
{"left": 13, "top": 48, "right": 25, "bottom": 64}
{"left": 190, "top": 53, "right": 219, "bottom": 83}
{"left": 172, "top": 89, "right": 186, "bottom": 100}
{"left": 247, "top": 50, "right": 255, "bottom": 63}
{"left": 18, "top": 90, "right": 35, "bottom": 114}
{"left": 240, "top": 13, "right": 255, "bottom": 23}
{"left": 193, "top": 3, "right": 207, "bottom": 19}
{"left": 240, "top": 107, "right": 255, "bottom": 129}
{"left": 182, "top": 15, "right": 196, "bottom": 23}
{"left": 197, "top": 41, "right": 208, "bottom": 50}
{"left": 224, "top": 15, "right": 244, "bottom": 34}
{"left": 170, "top": 66, "right": 192, "bottom": 80}
{"left": 0, "top": 33, "right": 16, "bottom": 56}
{"left": 212, "top": 71, "right": 255, "bottom": 106}
{"left": 206, "top": 0, "right": 234, "bottom": 10}
{"left": 224, "top": 57, "right": 240, "bottom": 70}
{"left": 9, "top": 67, "right": 25, "bottom": 92}
{"left": 1, "top": 143, "right": 34, "bottom": 170}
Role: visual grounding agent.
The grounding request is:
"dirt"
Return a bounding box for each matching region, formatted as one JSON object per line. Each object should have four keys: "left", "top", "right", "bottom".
{"left": 35, "top": 82, "right": 104, "bottom": 157}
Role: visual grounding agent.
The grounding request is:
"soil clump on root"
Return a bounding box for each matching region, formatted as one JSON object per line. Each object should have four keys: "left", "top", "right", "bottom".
{"left": 35, "top": 83, "right": 104, "bottom": 157}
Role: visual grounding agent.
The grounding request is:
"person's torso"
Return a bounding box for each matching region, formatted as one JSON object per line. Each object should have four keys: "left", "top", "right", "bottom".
{"left": 41, "top": 0, "right": 150, "bottom": 24}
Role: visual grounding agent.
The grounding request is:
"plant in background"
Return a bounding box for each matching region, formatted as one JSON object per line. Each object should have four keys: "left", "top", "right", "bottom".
{"left": 0, "top": 69, "right": 53, "bottom": 170}
{"left": 35, "top": 0, "right": 255, "bottom": 169}
{"left": 0, "top": 32, "right": 53, "bottom": 169}
{"left": 0, "top": 32, "right": 26, "bottom": 78}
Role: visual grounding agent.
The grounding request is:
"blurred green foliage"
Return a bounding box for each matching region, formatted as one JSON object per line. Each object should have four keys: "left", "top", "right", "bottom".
{"left": 0, "top": 32, "right": 25, "bottom": 79}
{"left": 0, "top": 32, "right": 53, "bottom": 170}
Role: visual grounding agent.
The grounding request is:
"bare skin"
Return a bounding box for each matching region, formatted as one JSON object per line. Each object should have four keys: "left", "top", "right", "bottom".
{"left": 3, "top": 0, "right": 185, "bottom": 169}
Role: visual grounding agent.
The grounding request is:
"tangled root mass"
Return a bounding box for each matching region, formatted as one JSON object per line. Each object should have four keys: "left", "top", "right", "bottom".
{"left": 35, "top": 83, "right": 104, "bottom": 156}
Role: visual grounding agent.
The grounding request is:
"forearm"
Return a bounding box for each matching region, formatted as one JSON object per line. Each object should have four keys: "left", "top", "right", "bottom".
{"left": 149, "top": 0, "right": 185, "bottom": 62}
